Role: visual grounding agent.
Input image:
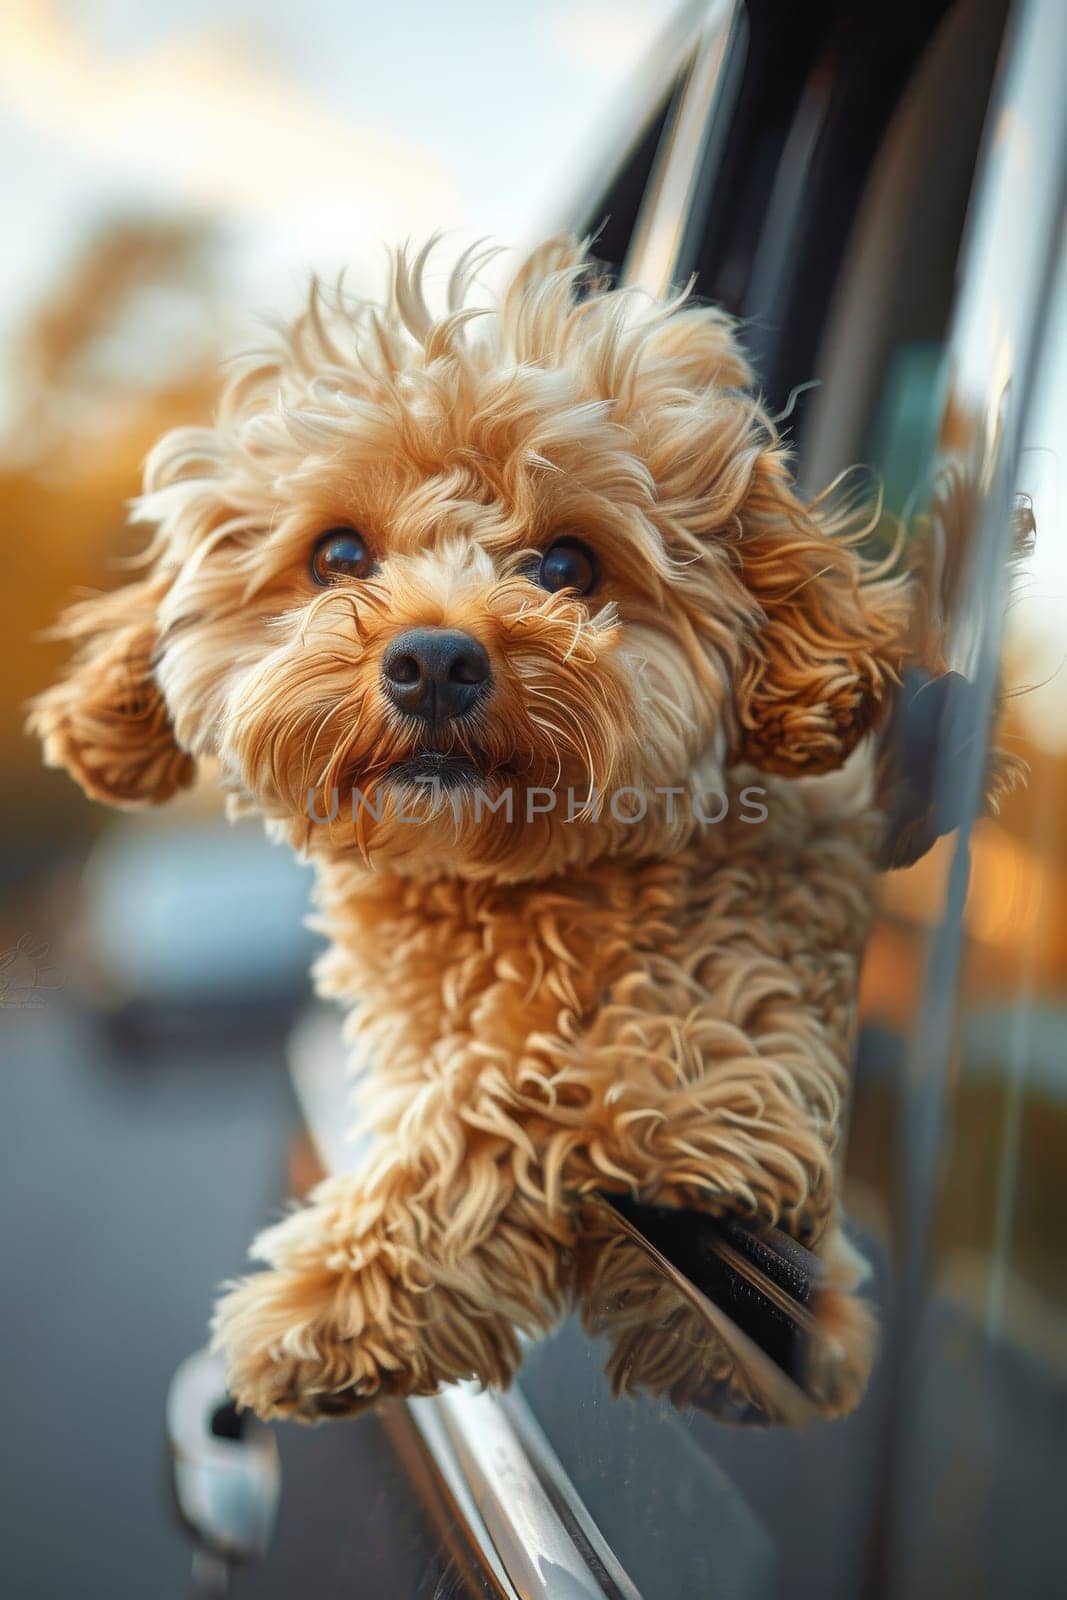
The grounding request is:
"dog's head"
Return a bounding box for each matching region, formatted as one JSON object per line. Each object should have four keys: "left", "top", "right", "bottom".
{"left": 30, "top": 239, "right": 906, "bottom": 879}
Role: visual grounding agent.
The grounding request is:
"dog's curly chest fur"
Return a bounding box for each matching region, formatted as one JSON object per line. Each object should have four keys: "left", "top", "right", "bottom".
{"left": 313, "top": 775, "right": 875, "bottom": 1232}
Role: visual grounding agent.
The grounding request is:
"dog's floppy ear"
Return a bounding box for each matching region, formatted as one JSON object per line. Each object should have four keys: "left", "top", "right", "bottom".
{"left": 731, "top": 451, "right": 908, "bottom": 777}
{"left": 28, "top": 575, "right": 195, "bottom": 808}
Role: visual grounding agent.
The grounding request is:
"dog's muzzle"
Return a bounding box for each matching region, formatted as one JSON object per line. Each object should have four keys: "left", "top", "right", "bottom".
{"left": 381, "top": 627, "right": 491, "bottom": 722}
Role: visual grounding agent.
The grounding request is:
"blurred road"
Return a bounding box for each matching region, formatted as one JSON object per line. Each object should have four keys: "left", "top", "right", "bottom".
{"left": 0, "top": 1001, "right": 455, "bottom": 1599}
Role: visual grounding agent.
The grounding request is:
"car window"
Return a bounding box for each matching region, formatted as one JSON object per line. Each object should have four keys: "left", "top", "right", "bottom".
{"left": 516, "top": 4, "right": 1066, "bottom": 1597}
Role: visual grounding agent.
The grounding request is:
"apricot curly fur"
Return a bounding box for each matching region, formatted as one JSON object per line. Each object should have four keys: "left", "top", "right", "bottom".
{"left": 30, "top": 236, "right": 913, "bottom": 1421}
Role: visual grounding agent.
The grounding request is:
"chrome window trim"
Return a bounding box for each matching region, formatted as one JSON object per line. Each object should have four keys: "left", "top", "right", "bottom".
{"left": 548, "top": 0, "right": 709, "bottom": 248}
{"left": 621, "top": 0, "right": 741, "bottom": 298}
{"left": 408, "top": 1385, "right": 643, "bottom": 1600}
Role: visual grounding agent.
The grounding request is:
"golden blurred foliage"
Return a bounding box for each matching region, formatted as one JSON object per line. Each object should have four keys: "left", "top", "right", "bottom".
{"left": 1, "top": 217, "right": 222, "bottom": 827}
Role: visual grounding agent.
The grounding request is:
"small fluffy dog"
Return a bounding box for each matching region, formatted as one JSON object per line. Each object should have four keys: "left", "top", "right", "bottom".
{"left": 32, "top": 239, "right": 913, "bottom": 1421}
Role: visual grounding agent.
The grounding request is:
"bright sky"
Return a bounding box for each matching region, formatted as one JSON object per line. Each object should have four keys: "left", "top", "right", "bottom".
{"left": 0, "top": 0, "right": 677, "bottom": 344}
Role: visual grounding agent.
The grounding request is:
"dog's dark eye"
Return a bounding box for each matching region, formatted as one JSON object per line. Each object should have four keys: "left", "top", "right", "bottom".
{"left": 537, "top": 539, "right": 599, "bottom": 596}
{"left": 311, "top": 528, "right": 376, "bottom": 585}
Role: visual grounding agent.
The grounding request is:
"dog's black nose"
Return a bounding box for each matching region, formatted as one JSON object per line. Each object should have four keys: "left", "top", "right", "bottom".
{"left": 381, "top": 628, "right": 491, "bottom": 721}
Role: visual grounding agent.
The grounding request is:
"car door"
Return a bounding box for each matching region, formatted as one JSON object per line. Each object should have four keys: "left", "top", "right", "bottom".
{"left": 507, "top": 3, "right": 1065, "bottom": 1597}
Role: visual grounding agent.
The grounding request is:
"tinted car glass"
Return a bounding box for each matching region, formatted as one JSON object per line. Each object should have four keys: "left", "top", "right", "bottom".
{"left": 518, "top": 3, "right": 1065, "bottom": 1596}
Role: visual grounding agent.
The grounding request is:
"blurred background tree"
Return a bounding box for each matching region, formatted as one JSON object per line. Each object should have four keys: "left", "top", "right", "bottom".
{"left": 0, "top": 216, "right": 224, "bottom": 876}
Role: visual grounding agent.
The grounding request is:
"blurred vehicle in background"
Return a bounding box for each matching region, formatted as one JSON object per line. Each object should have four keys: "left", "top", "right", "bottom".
{"left": 77, "top": 816, "right": 318, "bottom": 1046}
{"left": 3, "top": 1, "right": 1065, "bottom": 1596}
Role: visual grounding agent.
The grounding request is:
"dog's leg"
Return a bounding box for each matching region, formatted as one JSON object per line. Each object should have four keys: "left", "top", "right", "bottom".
{"left": 573, "top": 1202, "right": 875, "bottom": 1421}
{"left": 562, "top": 1014, "right": 875, "bottom": 1416}
{"left": 565, "top": 1021, "right": 842, "bottom": 1242}
{"left": 213, "top": 1131, "right": 574, "bottom": 1421}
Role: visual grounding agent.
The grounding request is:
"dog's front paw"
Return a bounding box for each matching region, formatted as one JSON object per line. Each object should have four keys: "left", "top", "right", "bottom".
{"left": 211, "top": 1266, "right": 421, "bottom": 1423}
